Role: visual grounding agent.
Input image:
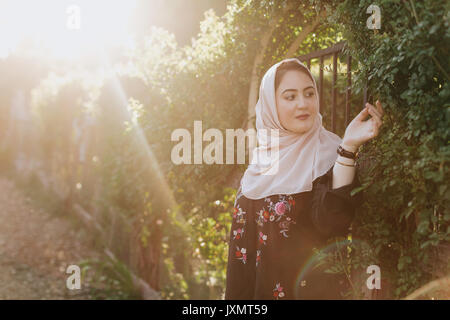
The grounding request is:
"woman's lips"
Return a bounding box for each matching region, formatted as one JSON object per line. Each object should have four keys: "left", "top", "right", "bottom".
{"left": 296, "top": 114, "right": 310, "bottom": 120}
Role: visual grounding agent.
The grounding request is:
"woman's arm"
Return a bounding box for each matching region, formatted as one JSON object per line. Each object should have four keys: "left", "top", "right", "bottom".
{"left": 332, "top": 100, "right": 385, "bottom": 189}
{"left": 332, "top": 142, "right": 358, "bottom": 189}
{"left": 310, "top": 158, "right": 363, "bottom": 238}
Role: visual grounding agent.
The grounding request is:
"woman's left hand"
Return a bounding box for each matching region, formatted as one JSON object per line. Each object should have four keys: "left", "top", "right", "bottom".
{"left": 341, "top": 100, "right": 384, "bottom": 152}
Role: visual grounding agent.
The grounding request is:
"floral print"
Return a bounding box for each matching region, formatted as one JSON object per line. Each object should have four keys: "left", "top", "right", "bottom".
{"left": 255, "top": 209, "right": 270, "bottom": 226}
{"left": 273, "top": 283, "right": 285, "bottom": 299}
{"left": 233, "top": 227, "right": 244, "bottom": 240}
{"left": 256, "top": 195, "right": 296, "bottom": 235}
{"left": 256, "top": 250, "right": 261, "bottom": 267}
{"left": 235, "top": 246, "right": 247, "bottom": 264}
{"left": 279, "top": 216, "right": 296, "bottom": 238}
{"left": 230, "top": 193, "right": 299, "bottom": 298}
{"left": 233, "top": 204, "right": 246, "bottom": 224}
{"left": 274, "top": 201, "right": 286, "bottom": 215}
{"left": 258, "top": 231, "right": 267, "bottom": 245}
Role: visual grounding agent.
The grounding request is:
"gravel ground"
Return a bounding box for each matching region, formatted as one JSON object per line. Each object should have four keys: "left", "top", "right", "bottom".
{"left": 0, "top": 177, "right": 100, "bottom": 299}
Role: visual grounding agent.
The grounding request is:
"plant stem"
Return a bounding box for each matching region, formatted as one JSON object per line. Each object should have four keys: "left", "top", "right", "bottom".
{"left": 335, "top": 239, "right": 357, "bottom": 298}
{"left": 409, "top": 0, "right": 420, "bottom": 25}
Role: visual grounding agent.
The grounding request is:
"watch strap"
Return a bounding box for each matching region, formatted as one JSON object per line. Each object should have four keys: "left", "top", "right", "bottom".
{"left": 337, "top": 145, "right": 357, "bottom": 160}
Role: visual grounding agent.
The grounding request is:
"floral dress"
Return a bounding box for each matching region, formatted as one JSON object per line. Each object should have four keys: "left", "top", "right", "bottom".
{"left": 225, "top": 164, "right": 364, "bottom": 300}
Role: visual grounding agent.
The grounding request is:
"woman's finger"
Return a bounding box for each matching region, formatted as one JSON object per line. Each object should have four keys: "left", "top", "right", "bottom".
{"left": 365, "top": 103, "right": 379, "bottom": 117}
{"left": 356, "top": 105, "right": 370, "bottom": 121}
{"left": 375, "top": 100, "right": 384, "bottom": 116}
{"left": 367, "top": 106, "right": 382, "bottom": 127}
{"left": 369, "top": 116, "right": 380, "bottom": 138}
{"left": 366, "top": 103, "right": 382, "bottom": 119}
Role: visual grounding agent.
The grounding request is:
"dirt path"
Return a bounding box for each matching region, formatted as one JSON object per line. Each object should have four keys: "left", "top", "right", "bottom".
{"left": 0, "top": 177, "right": 100, "bottom": 299}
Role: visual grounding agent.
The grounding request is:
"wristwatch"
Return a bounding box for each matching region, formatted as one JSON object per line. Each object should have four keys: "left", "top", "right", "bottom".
{"left": 337, "top": 145, "right": 358, "bottom": 160}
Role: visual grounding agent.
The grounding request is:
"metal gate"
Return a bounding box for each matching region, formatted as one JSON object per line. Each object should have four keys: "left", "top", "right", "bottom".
{"left": 297, "top": 41, "right": 370, "bottom": 134}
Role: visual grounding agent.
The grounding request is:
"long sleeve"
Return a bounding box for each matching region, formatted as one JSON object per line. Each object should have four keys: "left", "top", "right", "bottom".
{"left": 310, "top": 164, "right": 364, "bottom": 238}
{"left": 225, "top": 187, "right": 257, "bottom": 299}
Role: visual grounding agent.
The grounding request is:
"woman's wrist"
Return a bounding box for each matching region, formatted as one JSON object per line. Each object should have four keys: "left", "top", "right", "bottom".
{"left": 336, "top": 140, "right": 359, "bottom": 167}
{"left": 333, "top": 156, "right": 356, "bottom": 189}
{"left": 340, "top": 141, "right": 359, "bottom": 153}
{"left": 336, "top": 155, "right": 355, "bottom": 166}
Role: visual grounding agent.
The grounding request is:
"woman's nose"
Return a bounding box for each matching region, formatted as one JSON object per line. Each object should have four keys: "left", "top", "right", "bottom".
{"left": 295, "top": 97, "right": 308, "bottom": 109}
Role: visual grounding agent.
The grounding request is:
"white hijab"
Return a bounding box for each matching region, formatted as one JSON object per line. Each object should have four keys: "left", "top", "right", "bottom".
{"left": 241, "top": 58, "right": 342, "bottom": 200}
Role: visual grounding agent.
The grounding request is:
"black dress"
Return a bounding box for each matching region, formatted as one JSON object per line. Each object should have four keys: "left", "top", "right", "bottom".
{"left": 225, "top": 164, "right": 364, "bottom": 300}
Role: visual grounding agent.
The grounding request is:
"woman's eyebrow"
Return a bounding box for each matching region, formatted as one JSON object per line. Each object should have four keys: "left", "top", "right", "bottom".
{"left": 282, "top": 89, "right": 298, "bottom": 94}
{"left": 282, "top": 86, "right": 314, "bottom": 94}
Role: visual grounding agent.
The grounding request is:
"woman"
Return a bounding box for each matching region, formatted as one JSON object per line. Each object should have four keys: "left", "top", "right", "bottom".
{"left": 225, "top": 58, "right": 384, "bottom": 300}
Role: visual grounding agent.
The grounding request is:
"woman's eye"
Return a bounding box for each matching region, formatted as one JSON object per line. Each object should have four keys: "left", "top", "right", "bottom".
{"left": 286, "top": 95, "right": 295, "bottom": 101}
{"left": 305, "top": 91, "right": 315, "bottom": 97}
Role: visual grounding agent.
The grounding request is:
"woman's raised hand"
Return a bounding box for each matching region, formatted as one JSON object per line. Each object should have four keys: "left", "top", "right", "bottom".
{"left": 341, "top": 100, "right": 384, "bottom": 151}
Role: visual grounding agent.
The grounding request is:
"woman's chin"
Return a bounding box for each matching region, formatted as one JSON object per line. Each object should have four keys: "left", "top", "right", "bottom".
{"left": 291, "top": 121, "right": 313, "bottom": 134}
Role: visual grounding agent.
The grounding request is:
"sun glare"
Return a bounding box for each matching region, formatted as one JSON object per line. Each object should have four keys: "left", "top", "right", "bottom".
{"left": 0, "top": 0, "right": 137, "bottom": 59}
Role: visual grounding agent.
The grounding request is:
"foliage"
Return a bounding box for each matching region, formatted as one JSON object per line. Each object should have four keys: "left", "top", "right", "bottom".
{"left": 79, "top": 256, "right": 141, "bottom": 300}
{"left": 313, "top": 0, "right": 450, "bottom": 298}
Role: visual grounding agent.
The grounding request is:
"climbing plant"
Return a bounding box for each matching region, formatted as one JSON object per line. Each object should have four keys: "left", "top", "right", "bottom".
{"left": 313, "top": 0, "right": 449, "bottom": 298}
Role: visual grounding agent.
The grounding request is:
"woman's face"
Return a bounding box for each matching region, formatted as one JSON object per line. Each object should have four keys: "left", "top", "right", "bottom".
{"left": 275, "top": 70, "right": 318, "bottom": 134}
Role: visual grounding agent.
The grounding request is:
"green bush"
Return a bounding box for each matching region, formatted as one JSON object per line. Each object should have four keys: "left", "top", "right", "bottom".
{"left": 314, "top": 0, "right": 449, "bottom": 298}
